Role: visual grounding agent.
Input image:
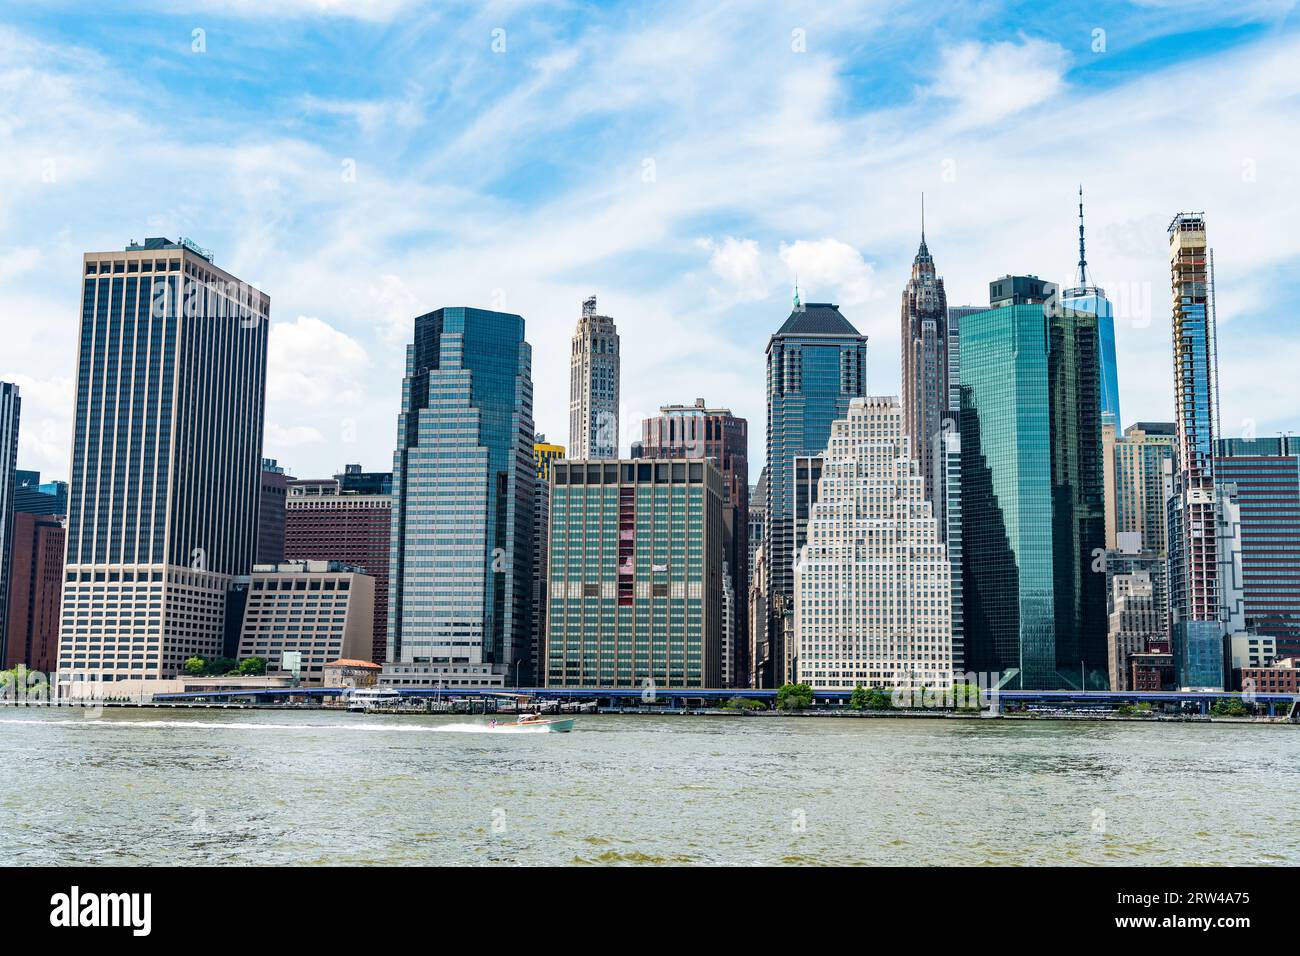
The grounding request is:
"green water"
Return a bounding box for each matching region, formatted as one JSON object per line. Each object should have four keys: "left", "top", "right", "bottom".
{"left": 1, "top": 709, "right": 1295, "bottom": 865}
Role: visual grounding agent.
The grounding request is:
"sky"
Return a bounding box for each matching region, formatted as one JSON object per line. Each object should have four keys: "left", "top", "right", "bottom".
{"left": 1, "top": 0, "right": 1298, "bottom": 483}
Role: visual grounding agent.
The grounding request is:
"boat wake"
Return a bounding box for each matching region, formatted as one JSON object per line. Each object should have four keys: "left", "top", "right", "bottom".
{"left": 0, "top": 717, "right": 555, "bottom": 735}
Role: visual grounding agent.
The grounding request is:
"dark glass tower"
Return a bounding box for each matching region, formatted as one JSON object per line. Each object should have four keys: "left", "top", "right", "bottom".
{"left": 960, "top": 277, "right": 1106, "bottom": 689}
{"left": 387, "top": 307, "right": 534, "bottom": 686}
{"left": 1061, "top": 187, "right": 1121, "bottom": 427}
{"left": 763, "top": 297, "right": 866, "bottom": 685}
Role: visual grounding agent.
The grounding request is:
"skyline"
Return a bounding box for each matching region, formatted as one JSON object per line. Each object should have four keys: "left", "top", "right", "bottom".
{"left": 3, "top": 2, "right": 1300, "bottom": 484}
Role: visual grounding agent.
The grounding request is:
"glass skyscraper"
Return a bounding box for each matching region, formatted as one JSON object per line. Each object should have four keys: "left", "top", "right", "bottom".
{"left": 960, "top": 277, "right": 1107, "bottom": 689}
{"left": 386, "top": 307, "right": 535, "bottom": 687}
{"left": 1060, "top": 189, "right": 1120, "bottom": 426}
{"left": 763, "top": 299, "right": 867, "bottom": 619}
{"left": 762, "top": 298, "right": 866, "bottom": 687}
{"left": 1167, "top": 213, "right": 1226, "bottom": 689}
{"left": 57, "top": 239, "right": 269, "bottom": 689}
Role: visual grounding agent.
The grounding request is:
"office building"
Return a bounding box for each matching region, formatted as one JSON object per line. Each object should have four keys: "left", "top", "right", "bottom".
{"left": 531, "top": 435, "right": 564, "bottom": 684}
{"left": 1060, "top": 187, "right": 1121, "bottom": 426}
{"left": 236, "top": 561, "right": 375, "bottom": 684}
{"left": 1102, "top": 534, "right": 1170, "bottom": 641}
{"left": 284, "top": 473, "right": 392, "bottom": 663}
{"left": 257, "top": 458, "right": 289, "bottom": 565}
{"left": 387, "top": 307, "right": 534, "bottom": 687}
{"left": 932, "top": 416, "right": 963, "bottom": 673}
{"left": 545, "top": 458, "right": 724, "bottom": 689}
{"left": 1214, "top": 436, "right": 1300, "bottom": 658}
{"left": 764, "top": 296, "right": 867, "bottom": 685}
{"left": 569, "top": 296, "right": 620, "bottom": 459}
{"left": 1106, "top": 572, "right": 1163, "bottom": 691}
{"left": 795, "top": 396, "right": 953, "bottom": 691}
{"left": 1166, "top": 214, "right": 1227, "bottom": 689}
{"left": 56, "top": 238, "right": 268, "bottom": 693}
{"left": 1104, "top": 422, "right": 1177, "bottom": 551}
{"left": 0, "top": 381, "right": 18, "bottom": 665}
{"left": 13, "top": 470, "right": 68, "bottom": 517}
{"left": 900, "top": 213, "right": 949, "bottom": 504}
{"left": 959, "top": 276, "right": 1107, "bottom": 689}
{"left": 634, "top": 398, "right": 749, "bottom": 686}
{"left": 2, "top": 512, "right": 64, "bottom": 672}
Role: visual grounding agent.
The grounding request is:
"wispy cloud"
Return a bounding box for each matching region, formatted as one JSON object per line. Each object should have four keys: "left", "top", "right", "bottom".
{"left": 1, "top": 2, "right": 1298, "bottom": 479}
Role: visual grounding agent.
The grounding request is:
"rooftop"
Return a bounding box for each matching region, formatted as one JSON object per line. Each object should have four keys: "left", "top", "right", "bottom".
{"left": 774, "top": 303, "right": 862, "bottom": 337}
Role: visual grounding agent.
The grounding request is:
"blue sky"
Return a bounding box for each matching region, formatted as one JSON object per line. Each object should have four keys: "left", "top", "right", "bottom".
{"left": 2, "top": 0, "right": 1298, "bottom": 480}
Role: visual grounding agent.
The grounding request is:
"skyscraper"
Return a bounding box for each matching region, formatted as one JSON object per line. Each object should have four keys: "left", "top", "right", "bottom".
{"left": 795, "top": 396, "right": 952, "bottom": 691}
{"left": 545, "top": 458, "right": 724, "bottom": 688}
{"left": 634, "top": 399, "right": 748, "bottom": 686}
{"left": 0, "top": 381, "right": 20, "bottom": 665}
{"left": 1214, "top": 436, "right": 1300, "bottom": 658}
{"left": 257, "top": 458, "right": 289, "bottom": 565}
{"left": 764, "top": 297, "right": 867, "bottom": 684}
{"left": 13, "top": 470, "right": 68, "bottom": 517}
{"left": 387, "top": 307, "right": 534, "bottom": 688}
{"left": 57, "top": 238, "right": 269, "bottom": 691}
{"left": 900, "top": 206, "right": 948, "bottom": 504}
{"left": 568, "top": 295, "right": 619, "bottom": 460}
{"left": 960, "top": 276, "right": 1107, "bottom": 689}
{"left": 1060, "top": 187, "right": 1121, "bottom": 426}
{"left": 1166, "top": 213, "right": 1225, "bottom": 688}
{"left": 1104, "top": 422, "right": 1177, "bottom": 551}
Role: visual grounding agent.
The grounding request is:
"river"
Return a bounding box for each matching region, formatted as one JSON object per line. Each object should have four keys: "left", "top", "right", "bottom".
{"left": 1, "top": 709, "right": 1295, "bottom": 865}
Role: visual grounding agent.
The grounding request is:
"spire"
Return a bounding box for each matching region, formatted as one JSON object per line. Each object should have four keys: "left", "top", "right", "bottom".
{"left": 913, "top": 193, "right": 933, "bottom": 267}
{"left": 1076, "top": 184, "right": 1090, "bottom": 288}
{"left": 793, "top": 275, "right": 801, "bottom": 310}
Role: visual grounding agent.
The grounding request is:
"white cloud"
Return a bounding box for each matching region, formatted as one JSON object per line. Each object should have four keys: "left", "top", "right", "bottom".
{"left": 267, "top": 316, "right": 369, "bottom": 407}
{"left": 778, "top": 239, "right": 879, "bottom": 308}
{"left": 929, "top": 37, "right": 1070, "bottom": 126}
{"left": 697, "top": 236, "right": 768, "bottom": 301}
{"left": 266, "top": 423, "right": 326, "bottom": 449}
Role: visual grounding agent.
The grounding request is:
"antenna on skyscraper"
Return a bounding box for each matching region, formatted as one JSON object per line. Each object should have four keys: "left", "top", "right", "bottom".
{"left": 1076, "top": 184, "right": 1089, "bottom": 288}
{"left": 921, "top": 192, "right": 926, "bottom": 243}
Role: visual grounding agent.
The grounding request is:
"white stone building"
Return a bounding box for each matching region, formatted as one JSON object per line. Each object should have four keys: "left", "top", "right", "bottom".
{"left": 794, "top": 396, "right": 952, "bottom": 691}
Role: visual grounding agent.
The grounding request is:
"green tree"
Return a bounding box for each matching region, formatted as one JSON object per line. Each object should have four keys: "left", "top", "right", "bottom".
{"left": 849, "top": 684, "right": 870, "bottom": 710}
{"left": 183, "top": 657, "right": 206, "bottom": 676}
{"left": 864, "top": 686, "right": 892, "bottom": 710}
{"left": 208, "top": 657, "right": 239, "bottom": 676}
{"left": 950, "top": 682, "right": 983, "bottom": 711}
{"left": 1211, "top": 698, "right": 1247, "bottom": 717}
{"left": 776, "top": 682, "right": 814, "bottom": 711}
{"left": 238, "top": 656, "right": 267, "bottom": 676}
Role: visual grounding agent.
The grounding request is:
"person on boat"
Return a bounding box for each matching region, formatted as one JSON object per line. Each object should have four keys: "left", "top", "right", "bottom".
{"left": 518, "top": 712, "right": 541, "bottom": 724}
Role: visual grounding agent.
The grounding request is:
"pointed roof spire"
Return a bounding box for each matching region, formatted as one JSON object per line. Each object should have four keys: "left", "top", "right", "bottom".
{"left": 913, "top": 193, "right": 933, "bottom": 266}
{"left": 793, "top": 274, "right": 801, "bottom": 310}
{"left": 1076, "top": 184, "right": 1090, "bottom": 288}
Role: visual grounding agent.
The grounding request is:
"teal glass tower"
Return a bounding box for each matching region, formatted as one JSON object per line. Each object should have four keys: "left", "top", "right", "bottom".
{"left": 388, "top": 307, "right": 535, "bottom": 686}
{"left": 960, "top": 278, "right": 1107, "bottom": 689}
